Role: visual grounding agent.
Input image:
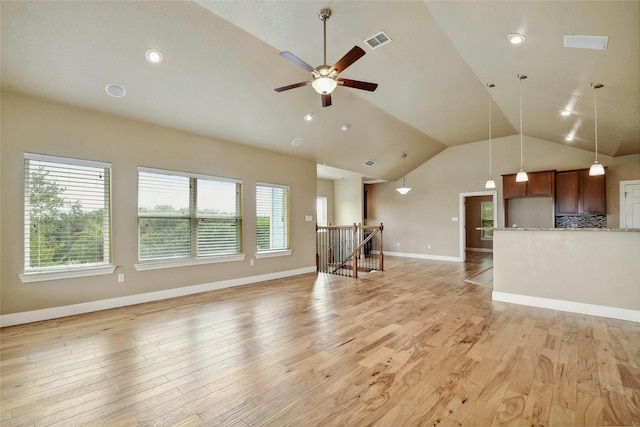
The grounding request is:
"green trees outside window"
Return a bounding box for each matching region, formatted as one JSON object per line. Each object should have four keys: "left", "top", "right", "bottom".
{"left": 24, "top": 155, "right": 111, "bottom": 271}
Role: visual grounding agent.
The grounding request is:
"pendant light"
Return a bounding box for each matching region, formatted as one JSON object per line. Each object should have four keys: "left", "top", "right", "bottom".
{"left": 515, "top": 74, "right": 528, "bottom": 182}
{"left": 485, "top": 83, "right": 496, "bottom": 189}
{"left": 396, "top": 152, "right": 411, "bottom": 195}
{"left": 589, "top": 83, "right": 605, "bottom": 176}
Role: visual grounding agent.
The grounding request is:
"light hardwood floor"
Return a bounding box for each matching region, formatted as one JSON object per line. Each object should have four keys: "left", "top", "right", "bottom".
{"left": 1, "top": 254, "right": 639, "bottom": 426}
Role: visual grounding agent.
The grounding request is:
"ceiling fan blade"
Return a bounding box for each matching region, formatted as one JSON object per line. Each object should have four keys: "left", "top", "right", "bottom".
{"left": 338, "top": 78, "right": 378, "bottom": 92}
{"left": 321, "top": 93, "right": 332, "bottom": 108}
{"left": 274, "top": 81, "right": 310, "bottom": 92}
{"left": 279, "top": 51, "right": 315, "bottom": 73}
{"left": 329, "top": 46, "right": 366, "bottom": 74}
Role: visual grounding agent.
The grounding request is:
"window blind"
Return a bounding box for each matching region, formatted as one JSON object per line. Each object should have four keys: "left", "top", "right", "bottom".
{"left": 24, "top": 154, "right": 111, "bottom": 272}
{"left": 138, "top": 169, "right": 242, "bottom": 261}
{"left": 256, "top": 184, "right": 289, "bottom": 252}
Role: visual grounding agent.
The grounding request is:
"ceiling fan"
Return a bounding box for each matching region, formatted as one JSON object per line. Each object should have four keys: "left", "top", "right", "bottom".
{"left": 274, "top": 8, "right": 378, "bottom": 107}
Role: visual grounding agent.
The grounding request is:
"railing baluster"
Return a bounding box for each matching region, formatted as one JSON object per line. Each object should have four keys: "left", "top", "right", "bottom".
{"left": 315, "top": 223, "right": 384, "bottom": 278}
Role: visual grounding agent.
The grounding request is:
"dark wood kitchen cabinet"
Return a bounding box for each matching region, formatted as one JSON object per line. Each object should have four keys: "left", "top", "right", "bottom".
{"left": 555, "top": 169, "right": 606, "bottom": 215}
{"left": 502, "top": 170, "right": 555, "bottom": 199}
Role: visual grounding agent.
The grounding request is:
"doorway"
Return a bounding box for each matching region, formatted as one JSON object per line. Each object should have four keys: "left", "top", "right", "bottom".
{"left": 459, "top": 191, "right": 497, "bottom": 262}
{"left": 620, "top": 180, "right": 640, "bottom": 228}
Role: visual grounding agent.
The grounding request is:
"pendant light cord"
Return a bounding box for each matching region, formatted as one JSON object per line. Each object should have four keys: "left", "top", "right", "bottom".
{"left": 593, "top": 85, "right": 599, "bottom": 162}
{"left": 488, "top": 85, "right": 493, "bottom": 176}
{"left": 519, "top": 76, "right": 524, "bottom": 170}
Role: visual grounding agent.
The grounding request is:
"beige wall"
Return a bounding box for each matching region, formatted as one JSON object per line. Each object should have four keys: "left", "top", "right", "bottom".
{"left": 316, "top": 178, "right": 335, "bottom": 225}
{"left": 1, "top": 92, "right": 317, "bottom": 315}
{"left": 494, "top": 230, "right": 640, "bottom": 314}
{"left": 334, "top": 175, "right": 363, "bottom": 225}
{"left": 368, "top": 135, "right": 640, "bottom": 258}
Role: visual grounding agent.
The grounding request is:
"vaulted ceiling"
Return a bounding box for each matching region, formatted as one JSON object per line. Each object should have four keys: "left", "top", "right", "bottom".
{"left": 2, "top": 1, "right": 638, "bottom": 181}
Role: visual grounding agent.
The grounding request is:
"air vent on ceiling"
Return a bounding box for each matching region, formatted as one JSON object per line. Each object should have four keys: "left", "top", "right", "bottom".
{"left": 363, "top": 159, "right": 376, "bottom": 167}
{"left": 563, "top": 35, "right": 608, "bottom": 50}
{"left": 365, "top": 31, "right": 391, "bottom": 50}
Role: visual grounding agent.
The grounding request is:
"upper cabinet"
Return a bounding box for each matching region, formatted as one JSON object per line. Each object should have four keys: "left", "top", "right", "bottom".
{"left": 502, "top": 170, "right": 555, "bottom": 199}
{"left": 555, "top": 169, "right": 606, "bottom": 215}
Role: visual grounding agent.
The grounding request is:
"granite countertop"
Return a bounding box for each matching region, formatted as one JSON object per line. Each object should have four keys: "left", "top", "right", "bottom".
{"left": 495, "top": 227, "right": 640, "bottom": 232}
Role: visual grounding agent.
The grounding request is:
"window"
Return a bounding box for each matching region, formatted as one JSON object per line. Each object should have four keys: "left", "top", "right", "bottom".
{"left": 316, "top": 197, "right": 328, "bottom": 226}
{"left": 481, "top": 201, "right": 494, "bottom": 239}
{"left": 23, "top": 153, "right": 112, "bottom": 278}
{"left": 256, "top": 183, "right": 290, "bottom": 253}
{"left": 137, "top": 168, "right": 242, "bottom": 263}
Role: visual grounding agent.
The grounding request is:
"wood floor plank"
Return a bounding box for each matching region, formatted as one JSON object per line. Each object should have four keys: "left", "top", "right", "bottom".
{"left": 1, "top": 253, "right": 638, "bottom": 426}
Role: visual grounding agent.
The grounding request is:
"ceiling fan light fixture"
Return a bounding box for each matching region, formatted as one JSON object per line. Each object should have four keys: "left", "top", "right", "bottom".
{"left": 312, "top": 77, "right": 337, "bottom": 95}
{"left": 274, "top": 8, "right": 377, "bottom": 107}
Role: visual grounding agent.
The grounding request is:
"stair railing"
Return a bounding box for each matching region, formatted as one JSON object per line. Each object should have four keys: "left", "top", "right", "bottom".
{"left": 316, "top": 223, "right": 383, "bottom": 278}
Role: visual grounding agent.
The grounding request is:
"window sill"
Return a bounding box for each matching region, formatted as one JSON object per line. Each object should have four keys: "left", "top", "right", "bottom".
{"left": 255, "top": 250, "right": 293, "bottom": 259}
{"left": 20, "top": 264, "right": 117, "bottom": 283}
{"left": 135, "top": 253, "right": 246, "bottom": 271}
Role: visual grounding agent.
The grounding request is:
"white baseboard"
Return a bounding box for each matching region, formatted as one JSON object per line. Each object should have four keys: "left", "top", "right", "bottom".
{"left": 492, "top": 291, "right": 640, "bottom": 323}
{"left": 385, "top": 251, "right": 462, "bottom": 263}
{"left": 0, "top": 266, "right": 317, "bottom": 327}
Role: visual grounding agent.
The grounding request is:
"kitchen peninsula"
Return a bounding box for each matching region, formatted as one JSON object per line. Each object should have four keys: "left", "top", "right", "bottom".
{"left": 493, "top": 227, "right": 640, "bottom": 322}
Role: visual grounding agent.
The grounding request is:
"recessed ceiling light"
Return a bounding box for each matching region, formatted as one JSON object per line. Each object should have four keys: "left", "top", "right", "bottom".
{"left": 105, "top": 84, "right": 126, "bottom": 98}
{"left": 303, "top": 113, "right": 313, "bottom": 121}
{"left": 565, "top": 136, "right": 574, "bottom": 141}
{"left": 291, "top": 138, "right": 303, "bottom": 147}
{"left": 340, "top": 124, "right": 349, "bottom": 132}
{"left": 145, "top": 49, "right": 163, "bottom": 64}
{"left": 507, "top": 33, "right": 527, "bottom": 45}
{"left": 560, "top": 109, "right": 572, "bottom": 116}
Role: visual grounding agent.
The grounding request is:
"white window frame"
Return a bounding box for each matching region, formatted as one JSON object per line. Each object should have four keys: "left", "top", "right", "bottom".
{"left": 21, "top": 153, "right": 115, "bottom": 283}
{"left": 256, "top": 182, "right": 292, "bottom": 258}
{"left": 135, "top": 167, "right": 245, "bottom": 271}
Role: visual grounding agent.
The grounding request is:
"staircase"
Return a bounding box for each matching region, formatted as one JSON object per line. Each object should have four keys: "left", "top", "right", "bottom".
{"left": 316, "top": 223, "right": 383, "bottom": 278}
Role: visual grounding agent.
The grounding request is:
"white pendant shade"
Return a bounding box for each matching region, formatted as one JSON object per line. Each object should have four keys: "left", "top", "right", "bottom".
{"left": 396, "top": 176, "right": 411, "bottom": 195}
{"left": 589, "top": 161, "right": 605, "bottom": 176}
{"left": 312, "top": 77, "right": 337, "bottom": 94}
{"left": 516, "top": 170, "right": 529, "bottom": 182}
{"left": 485, "top": 177, "right": 496, "bottom": 189}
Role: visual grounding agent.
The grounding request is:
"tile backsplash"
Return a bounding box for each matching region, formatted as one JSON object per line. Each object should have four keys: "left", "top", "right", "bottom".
{"left": 555, "top": 215, "right": 607, "bottom": 228}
